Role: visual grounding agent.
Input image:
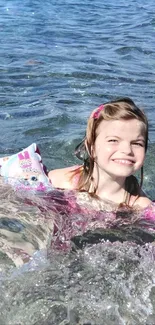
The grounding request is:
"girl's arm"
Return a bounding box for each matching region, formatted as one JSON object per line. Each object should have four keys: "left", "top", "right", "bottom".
{"left": 48, "top": 165, "right": 81, "bottom": 190}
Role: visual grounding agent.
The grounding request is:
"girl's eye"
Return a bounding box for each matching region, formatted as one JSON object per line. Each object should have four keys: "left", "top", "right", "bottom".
{"left": 108, "top": 139, "right": 118, "bottom": 143}
{"left": 133, "top": 142, "right": 144, "bottom": 147}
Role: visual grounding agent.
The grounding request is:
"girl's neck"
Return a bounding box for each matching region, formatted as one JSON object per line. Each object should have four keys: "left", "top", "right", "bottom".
{"left": 92, "top": 169, "right": 127, "bottom": 204}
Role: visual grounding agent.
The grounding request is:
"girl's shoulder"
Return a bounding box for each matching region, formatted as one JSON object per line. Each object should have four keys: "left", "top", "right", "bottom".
{"left": 134, "top": 196, "right": 152, "bottom": 208}
{"left": 48, "top": 165, "right": 82, "bottom": 189}
{"left": 131, "top": 189, "right": 152, "bottom": 209}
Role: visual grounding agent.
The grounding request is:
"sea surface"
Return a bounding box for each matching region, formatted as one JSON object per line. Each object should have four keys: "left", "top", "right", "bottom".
{"left": 1, "top": 0, "right": 155, "bottom": 324}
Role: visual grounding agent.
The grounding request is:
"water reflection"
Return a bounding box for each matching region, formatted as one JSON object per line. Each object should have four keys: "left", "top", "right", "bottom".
{"left": 0, "top": 181, "right": 54, "bottom": 268}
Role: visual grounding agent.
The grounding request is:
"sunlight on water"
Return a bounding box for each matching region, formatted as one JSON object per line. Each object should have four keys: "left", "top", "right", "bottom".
{"left": 0, "top": 242, "right": 155, "bottom": 325}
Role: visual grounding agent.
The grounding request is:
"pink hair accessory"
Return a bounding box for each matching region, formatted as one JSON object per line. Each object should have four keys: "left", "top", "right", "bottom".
{"left": 92, "top": 104, "right": 104, "bottom": 119}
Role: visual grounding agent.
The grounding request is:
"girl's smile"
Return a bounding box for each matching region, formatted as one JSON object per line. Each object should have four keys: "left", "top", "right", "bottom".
{"left": 112, "top": 159, "right": 134, "bottom": 165}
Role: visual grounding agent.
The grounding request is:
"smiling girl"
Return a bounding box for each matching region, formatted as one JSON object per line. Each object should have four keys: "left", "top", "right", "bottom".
{"left": 48, "top": 98, "right": 151, "bottom": 209}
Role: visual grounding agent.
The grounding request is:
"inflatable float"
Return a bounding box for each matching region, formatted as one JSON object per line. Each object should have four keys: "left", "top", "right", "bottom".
{"left": 0, "top": 143, "right": 52, "bottom": 192}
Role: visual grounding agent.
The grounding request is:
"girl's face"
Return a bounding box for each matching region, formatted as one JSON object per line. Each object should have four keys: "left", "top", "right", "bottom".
{"left": 92, "top": 118, "right": 146, "bottom": 179}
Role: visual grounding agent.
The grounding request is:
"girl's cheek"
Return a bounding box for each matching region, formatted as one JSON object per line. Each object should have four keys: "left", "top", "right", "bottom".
{"left": 106, "top": 146, "right": 112, "bottom": 152}
{"left": 94, "top": 143, "right": 101, "bottom": 153}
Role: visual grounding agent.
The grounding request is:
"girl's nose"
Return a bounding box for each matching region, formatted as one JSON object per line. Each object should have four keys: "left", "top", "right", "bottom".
{"left": 120, "top": 142, "right": 133, "bottom": 154}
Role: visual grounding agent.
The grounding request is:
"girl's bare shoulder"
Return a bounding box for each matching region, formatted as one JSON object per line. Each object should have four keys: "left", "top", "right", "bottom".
{"left": 132, "top": 190, "right": 152, "bottom": 209}
{"left": 48, "top": 165, "right": 82, "bottom": 189}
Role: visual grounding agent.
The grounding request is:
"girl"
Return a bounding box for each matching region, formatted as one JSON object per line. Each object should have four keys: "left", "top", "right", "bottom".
{"left": 48, "top": 97, "right": 151, "bottom": 209}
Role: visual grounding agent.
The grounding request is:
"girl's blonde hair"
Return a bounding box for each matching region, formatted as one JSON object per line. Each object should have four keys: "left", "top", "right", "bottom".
{"left": 74, "top": 98, "right": 148, "bottom": 205}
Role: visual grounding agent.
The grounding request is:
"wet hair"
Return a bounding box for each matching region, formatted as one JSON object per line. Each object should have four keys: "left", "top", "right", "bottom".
{"left": 73, "top": 97, "right": 148, "bottom": 205}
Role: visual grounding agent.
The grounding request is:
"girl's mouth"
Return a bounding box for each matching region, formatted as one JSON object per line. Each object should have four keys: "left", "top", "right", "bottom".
{"left": 113, "top": 159, "right": 134, "bottom": 165}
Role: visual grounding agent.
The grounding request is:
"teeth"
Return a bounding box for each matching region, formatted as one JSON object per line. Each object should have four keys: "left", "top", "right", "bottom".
{"left": 114, "top": 159, "right": 133, "bottom": 165}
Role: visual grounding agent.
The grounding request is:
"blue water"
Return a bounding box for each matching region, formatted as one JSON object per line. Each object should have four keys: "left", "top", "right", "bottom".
{"left": 1, "top": 0, "right": 155, "bottom": 324}
{"left": 1, "top": 0, "right": 155, "bottom": 157}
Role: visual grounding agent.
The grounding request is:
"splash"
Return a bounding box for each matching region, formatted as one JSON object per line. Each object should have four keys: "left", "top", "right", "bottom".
{"left": 0, "top": 184, "right": 155, "bottom": 324}
{"left": 0, "top": 242, "right": 155, "bottom": 325}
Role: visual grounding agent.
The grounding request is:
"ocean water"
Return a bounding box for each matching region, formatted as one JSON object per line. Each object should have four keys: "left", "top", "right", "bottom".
{"left": 1, "top": 0, "right": 155, "bottom": 324}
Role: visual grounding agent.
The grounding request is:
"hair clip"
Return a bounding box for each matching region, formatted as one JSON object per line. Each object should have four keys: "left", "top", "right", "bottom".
{"left": 92, "top": 105, "right": 104, "bottom": 119}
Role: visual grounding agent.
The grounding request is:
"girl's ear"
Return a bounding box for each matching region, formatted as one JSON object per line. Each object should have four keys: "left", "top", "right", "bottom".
{"left": 91, "top": 145, "right": 95, "bottom": 158}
